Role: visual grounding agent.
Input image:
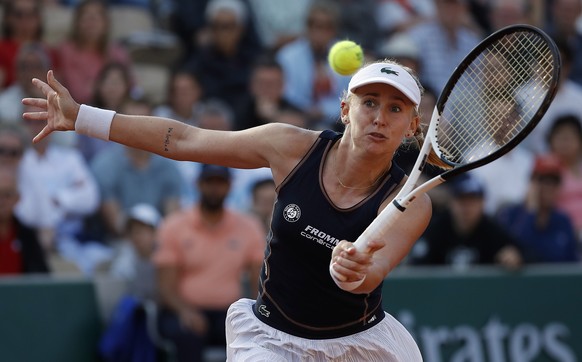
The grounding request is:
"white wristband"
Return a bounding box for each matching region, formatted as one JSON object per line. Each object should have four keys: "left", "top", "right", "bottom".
{"left": 75, "top": 104, "right": 116, "bottom": 141}
{"left": 329, "top": 263, "right": 365, "bottom": 291}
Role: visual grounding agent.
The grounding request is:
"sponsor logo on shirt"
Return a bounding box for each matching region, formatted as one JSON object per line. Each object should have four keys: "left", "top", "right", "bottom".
{"left": 300, "top": 225, "right": 340, "bottom": 250}
{"left": 283, "top": 204, "right": 301, "bottom": 222}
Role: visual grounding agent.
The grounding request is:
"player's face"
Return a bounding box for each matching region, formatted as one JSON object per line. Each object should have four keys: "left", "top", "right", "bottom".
{"left": 345, "top": 83, "right": 418, "bottom": 155}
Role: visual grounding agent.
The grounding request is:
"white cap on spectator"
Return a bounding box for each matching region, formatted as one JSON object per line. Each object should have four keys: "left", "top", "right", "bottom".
{"left": 127, "top": 203, "right": 161, "bottom": 228}
{"left": 205, "top": 0, "right": 248, "bottom": 24}
{"left": 348, "top": 62, "right": 421, "bottom": 106}
{"left": 378, "top": 33, "right": 419, "bottom": 60}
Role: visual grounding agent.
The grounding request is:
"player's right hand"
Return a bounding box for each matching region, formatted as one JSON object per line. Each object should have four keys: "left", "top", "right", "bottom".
{"left": 22, "top": 70, "right": 80, "bottom": 143}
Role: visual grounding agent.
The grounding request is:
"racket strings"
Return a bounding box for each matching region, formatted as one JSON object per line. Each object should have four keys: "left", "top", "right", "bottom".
{"left": 436, "top": 31, "right": 556, "bottom": 164}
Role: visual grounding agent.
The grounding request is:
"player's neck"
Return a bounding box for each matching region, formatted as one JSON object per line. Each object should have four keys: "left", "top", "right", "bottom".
{"left": 332, "top": 145, "right": 391, "bottom": 191}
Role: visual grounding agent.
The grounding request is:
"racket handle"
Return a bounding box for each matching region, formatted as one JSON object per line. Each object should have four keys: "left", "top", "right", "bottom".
{"left": 353, "top": 200, "right": 404, "bottom": 253}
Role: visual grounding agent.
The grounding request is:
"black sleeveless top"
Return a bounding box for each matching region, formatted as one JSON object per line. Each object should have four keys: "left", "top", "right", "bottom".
{"left": 253, "top": 130, "right": 406, "bottom": 339}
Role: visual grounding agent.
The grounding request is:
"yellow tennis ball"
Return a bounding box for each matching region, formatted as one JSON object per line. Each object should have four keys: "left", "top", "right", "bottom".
{"left": 328, "top": 40, "right": 364, "bottom": 76}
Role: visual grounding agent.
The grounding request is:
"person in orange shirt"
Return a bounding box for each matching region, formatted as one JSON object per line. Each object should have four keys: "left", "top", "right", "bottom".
{"left": 153, "top": 163, "right": 265, "bottom": 362}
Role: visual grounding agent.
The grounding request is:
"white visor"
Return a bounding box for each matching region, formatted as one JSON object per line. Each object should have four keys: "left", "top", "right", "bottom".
{"left": 348, "top": 63, "right": 421, "bottom": 106}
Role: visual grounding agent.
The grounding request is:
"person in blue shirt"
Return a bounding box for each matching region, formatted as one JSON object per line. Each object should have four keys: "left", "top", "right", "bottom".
{"left": 497, "top": 155, "right": 580, "bottom": 263}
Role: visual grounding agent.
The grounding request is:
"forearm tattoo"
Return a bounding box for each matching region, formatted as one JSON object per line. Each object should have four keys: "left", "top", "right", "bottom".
{"left": 164, "top": 127, "right": 173, "bottom": 151}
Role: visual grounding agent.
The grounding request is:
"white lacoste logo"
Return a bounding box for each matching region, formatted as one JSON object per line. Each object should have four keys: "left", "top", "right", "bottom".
{"left": 283, "top": 204, "right": 301, "bottom": 222}
{"left": 367, "top": 315, "right": 377, "bottom": 324}
{"left": 258, "top": 304, "right": 270, "bottom": 317}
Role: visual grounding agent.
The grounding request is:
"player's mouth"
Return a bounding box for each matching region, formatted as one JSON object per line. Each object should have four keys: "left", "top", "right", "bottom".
{"left": 368, "top": 132, "right": 387, "bottom": 140}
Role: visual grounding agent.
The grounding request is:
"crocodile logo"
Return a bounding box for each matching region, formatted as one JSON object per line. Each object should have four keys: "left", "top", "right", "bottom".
{"left": 258, "top": 304, "right": 270, "bottom": 317}
{"left": 381, "top": 67, "right": 399, "bottom": 76}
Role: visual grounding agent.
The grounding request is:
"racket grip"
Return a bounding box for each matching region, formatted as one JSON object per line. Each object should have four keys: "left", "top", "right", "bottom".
{"left": 353, "top": 200, "right": 403, "bottom": 253}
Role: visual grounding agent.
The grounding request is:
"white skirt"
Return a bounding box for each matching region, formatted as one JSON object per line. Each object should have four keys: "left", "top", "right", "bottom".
{"left": 225, "top": 298, "right": 423, "bottom": 362}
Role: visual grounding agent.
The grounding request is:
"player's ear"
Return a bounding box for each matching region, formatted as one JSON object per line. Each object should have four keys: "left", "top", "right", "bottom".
{"left": 340, "top": 101, "right": 350, "bottom": 124}
{"left": 409, "top": 114, "right": 420, "bottom": 135}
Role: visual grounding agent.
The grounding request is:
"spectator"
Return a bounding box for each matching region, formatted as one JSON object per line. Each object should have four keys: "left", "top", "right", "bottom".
{"left": 547, "top": 114, "right": 582, "bottom": 239}
{"left": 99, "top": 204, "right": 161, "bottom": 362}
{"left": 235, "top": 55, "right": 303, "bottom": 130}
{"left": 181, "top": 0, "right": 263, "bottom": 115}
{"left": 153, "top": 164, "right": 265, "bottom": 362}
{"left": 0, "top": 42, "right": 75, "bottom": 147}
{"left": 471, "top": 146, "right": 535, "bottom": 216}
{"left": 487, "top": 0, "right": 532, "bottom": 33}
{"left": 152, "top": 69, "right": 205, "bottom": 127}
{"left": 544, "top": 0, "right": 582, "bottom": 85}
{"left": 78, "top": 62, "right": 134, "bottom": 163}
{"left": 405, "top": 0, "right": 482, "bottom": 94}
{"left": 55, "top": 0, "right": 132, "bottom": 104}
{"left": 89, "top": 100, "right": 182, "bottom": 242}
{"left": 497, "top": 155, "right": 579, "bottom": 263}
{"left": 0, "top": 123, "right": 49, "bottom": 275}
{"left": 0, "top": 0, "right": 48, "bottom": 90}
{"left": 16, "top": 112, "right": 100, "bottom": 272}
{"left": 0, "top": 42, "right": 50, "bottom": 124}
{"left": 90, "top": 62, "right": 135, "bottom": 112}
{"left": 275, "top": 0, "right": 350, "bottom": 129}
{"left": 411, "top": 173, "right": 522, "bottom": 269}
{"left": 0, "top": 167, "right": 50, "bottom": 275}
{"left": 246, "top": 0, "right": 311, "bottom": 51}
{"left": 109, "top": 203, "right": 161, "bottom": 301}
{"left": 166, "top": 0, "right": 210, "bottom": 58}
{"left": 0, "top": 122, "right": 28, "bottom": 170}
{"left": 521, "top": 37, "right": 582, "bottom": 155}
{"left": 249, "top": 177, "right": 276, "bottom": 231}
{"left": 336, "top": 0, "right": 380, "bottom": 52}
{"left": 374, "top": 0, "right": 435, "bottom": 38}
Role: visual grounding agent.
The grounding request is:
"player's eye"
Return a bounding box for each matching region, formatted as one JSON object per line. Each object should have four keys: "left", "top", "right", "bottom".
{"left": 363, "top": 99, "right": 376, "bottom": 107}
{"left": 390, "top": 105, "right": 402, "bottom": 112}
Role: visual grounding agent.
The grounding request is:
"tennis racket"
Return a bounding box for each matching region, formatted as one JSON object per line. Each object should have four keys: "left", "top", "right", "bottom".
{"left": 354, "top": 25, "right": 560, "bottom": 256}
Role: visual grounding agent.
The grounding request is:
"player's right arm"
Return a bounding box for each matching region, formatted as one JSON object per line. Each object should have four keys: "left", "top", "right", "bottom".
{"left": 23, "top": 71, "right": 318, "bottom": 184}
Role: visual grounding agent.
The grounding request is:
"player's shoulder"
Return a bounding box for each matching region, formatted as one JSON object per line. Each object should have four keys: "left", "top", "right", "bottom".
{"left": 252, "top": 123, "right": 320, "bottom": 151}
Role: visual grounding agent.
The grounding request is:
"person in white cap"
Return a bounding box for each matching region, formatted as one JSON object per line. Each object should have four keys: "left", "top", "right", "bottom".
{"left": 24, "top": 59, "right": 447, "bottom": 361}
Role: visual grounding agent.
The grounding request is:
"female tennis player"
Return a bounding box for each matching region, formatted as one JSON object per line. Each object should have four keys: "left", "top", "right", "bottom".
{"left": 23, "top": 60, "right": 441, "bottom": 361}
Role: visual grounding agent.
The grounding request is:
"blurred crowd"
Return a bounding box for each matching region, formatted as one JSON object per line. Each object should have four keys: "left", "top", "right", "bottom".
{"left": 1, "top": 0, "right": 582, "bottom": 360}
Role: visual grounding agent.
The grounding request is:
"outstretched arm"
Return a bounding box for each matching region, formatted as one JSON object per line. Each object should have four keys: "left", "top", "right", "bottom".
{"left": 22, "top": 71, "right": 318, "bottom": 182}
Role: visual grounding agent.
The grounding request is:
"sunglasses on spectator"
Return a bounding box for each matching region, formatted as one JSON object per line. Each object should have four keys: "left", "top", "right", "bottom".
{"left": 0, "top": 147, "right": 24, "bottom": 158}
